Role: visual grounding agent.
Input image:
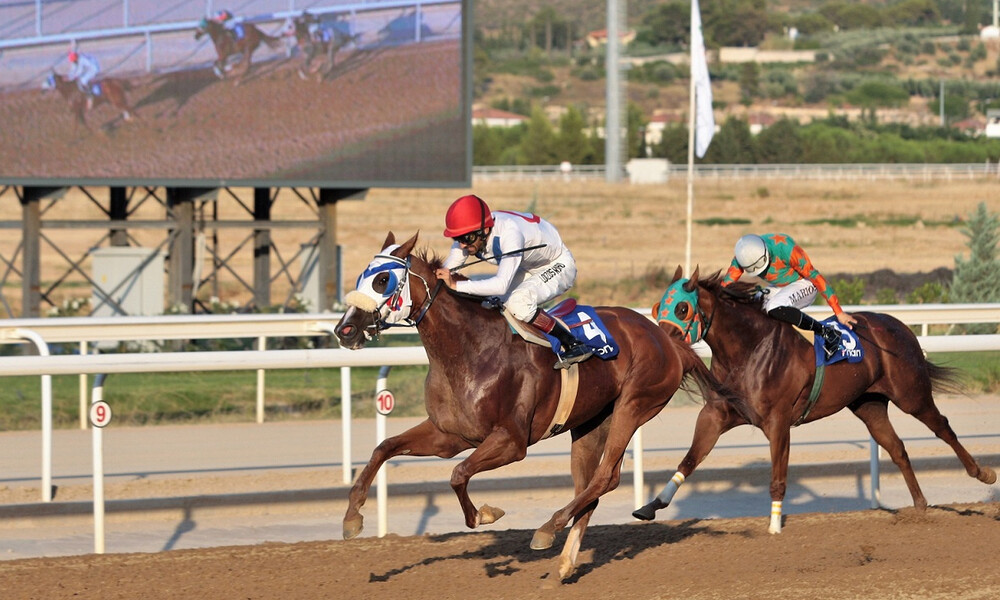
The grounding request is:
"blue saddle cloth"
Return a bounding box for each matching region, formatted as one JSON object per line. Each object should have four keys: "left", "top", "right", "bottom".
{"left": 814, "top": 317, "right": 864, "bottom": 367}
{"left": 545, "top": 305, "right": 619, "bottom": 360}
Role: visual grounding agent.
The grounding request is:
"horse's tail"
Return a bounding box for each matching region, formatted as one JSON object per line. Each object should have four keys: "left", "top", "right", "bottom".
{"left": 926, "top": 359, "right": 965, "bottom": 396}
{"left": 675, "top": 340, "right": 757, "bottom": 426}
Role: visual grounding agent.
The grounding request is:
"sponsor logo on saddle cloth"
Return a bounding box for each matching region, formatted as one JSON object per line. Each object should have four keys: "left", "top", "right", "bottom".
{"left": 815, "top": 317, "right": 864, "bottom": 367}
{"left": 544, "top": 305, "right": 620, "bottom": 360}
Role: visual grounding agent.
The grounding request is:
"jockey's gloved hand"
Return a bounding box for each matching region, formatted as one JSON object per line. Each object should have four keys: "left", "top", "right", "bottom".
{"left": 481, "top": 297, "right": 503, "bottom": 311}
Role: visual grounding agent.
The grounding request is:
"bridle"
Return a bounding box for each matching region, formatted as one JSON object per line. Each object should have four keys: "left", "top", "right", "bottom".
{"left": 353, "top": 254, "right": 443, "bottom": 339}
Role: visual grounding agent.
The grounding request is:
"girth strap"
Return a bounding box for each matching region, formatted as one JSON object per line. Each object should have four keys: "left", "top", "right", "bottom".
{"left": 793, "top": 363, "right": 825, "bottom": 427}
{"left": 499, "top": 308, "right": 582, "bottom": 439}
{"left": 542, "top": 364, "right": 579, "bottom": 439}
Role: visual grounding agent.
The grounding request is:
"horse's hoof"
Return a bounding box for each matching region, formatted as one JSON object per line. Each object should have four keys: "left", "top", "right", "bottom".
{"left": 297, "top": 70, "right": 307, "bottom": 80}
{"left": 632, "top": 498, "right": 666, "bottom": 521}
{"left": 530, "top": 528, "right": 555, "bottom": 551}
{"left": 343, "top": 516, "right": 364, "bottom": 539}
{"left": 978, "top": 466, "right": 997, "bottom": 485}
{"left": 478, "top": 504, "right": 505, "bottom": 525}
{"left": 558, "top": 556, "right": 575, "bottom": 580}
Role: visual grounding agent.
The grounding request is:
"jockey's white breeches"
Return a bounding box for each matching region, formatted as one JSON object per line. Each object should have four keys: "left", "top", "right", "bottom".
{"left": 503, "top": 247, "right": 577, "bottom": 322}
{"left": 761, "top": 278, "right": 818, "bottom": 313}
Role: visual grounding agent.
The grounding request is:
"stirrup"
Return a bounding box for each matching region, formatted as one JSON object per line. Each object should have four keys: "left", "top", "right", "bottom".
{"left": 822, "top": 327, "right": 841, "bottom": 359}
{"left": 554, "top": 344, "right": 593, "bottom": 370}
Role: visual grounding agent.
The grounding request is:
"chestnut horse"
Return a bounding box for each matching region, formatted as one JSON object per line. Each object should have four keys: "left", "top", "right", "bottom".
{"left": 194, "top": 18, "right": 283, "bottom": 82}
{"left": 634, "top": 267, "right": 996, "bottom": 532}
{"left": 43, "top": 71, "right": 134, "bottom": 127}
{"left": 335, "top": 233, "right": 743, "bottom": 579}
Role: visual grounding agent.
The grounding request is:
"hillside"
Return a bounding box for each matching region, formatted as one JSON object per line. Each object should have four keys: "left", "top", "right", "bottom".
{"left": 473, "top": 1, "right": 1000, "bottom": 131}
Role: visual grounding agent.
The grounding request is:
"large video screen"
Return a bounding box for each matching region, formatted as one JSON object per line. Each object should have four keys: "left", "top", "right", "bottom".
{"left": 0, "top": 0, "right": 469, "bottom": 188}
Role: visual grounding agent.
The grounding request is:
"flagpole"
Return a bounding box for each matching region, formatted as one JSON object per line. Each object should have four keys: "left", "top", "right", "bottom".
{"left": 685, "top": 7, "right": 697, "bottom": 276}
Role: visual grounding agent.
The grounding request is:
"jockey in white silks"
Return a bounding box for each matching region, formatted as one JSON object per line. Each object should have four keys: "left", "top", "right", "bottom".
{"left": 434, "top": 194, "right": 593, "bottom": 369}
{"left": 67, "top": 50, "right": 100, "bottom": 109}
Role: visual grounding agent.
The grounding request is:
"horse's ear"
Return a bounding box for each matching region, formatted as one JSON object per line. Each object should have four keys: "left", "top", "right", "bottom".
{"left": 396, "top": 232, "right": 419, "bottom": 257}
{"left": 682, "top": 265, "right": 700, "bottom": 293}
{"left": 380, "top": 231, "right": 396, "bottom": 251}
{"left": 671, "top": 265, "right": 684, "bottom": 284}
{"left": 651, "top": 301, "right": 660, "bottom": 320}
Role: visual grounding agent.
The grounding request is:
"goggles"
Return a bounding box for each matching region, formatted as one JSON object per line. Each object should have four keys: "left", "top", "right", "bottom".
{"left": 453, "top": 230, "right": 484, "bottom": 246}
{"left": 741, "top": 252, "right": 768, "bottom": 275}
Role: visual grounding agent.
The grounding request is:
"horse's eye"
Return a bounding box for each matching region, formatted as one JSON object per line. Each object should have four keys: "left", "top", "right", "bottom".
{"left": 372, "top": 273, "right": 390, "bottom": 294}
{"left": 674, "top": 302, "right": 691, "bottom": 321}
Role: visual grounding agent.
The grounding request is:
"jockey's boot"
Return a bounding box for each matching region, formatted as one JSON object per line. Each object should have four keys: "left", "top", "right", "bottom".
{"left": 820, "top": 324, "right": 842, "bottom": 360}
{"left": 529, "top": 309, "right": 593, "bottom": 369}
{"left": 767, "top": 305, "right": 842, "bottom": 360}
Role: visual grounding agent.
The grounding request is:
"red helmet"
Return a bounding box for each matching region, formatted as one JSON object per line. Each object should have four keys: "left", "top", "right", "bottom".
{"left": 68, "top": 50, "right": 79, "bottom": 62}
{"left": 443, "top": 195, "right": 494, "bottom": 238}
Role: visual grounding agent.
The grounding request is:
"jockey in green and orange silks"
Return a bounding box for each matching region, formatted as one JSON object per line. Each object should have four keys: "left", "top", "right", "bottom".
{"left": 722, "top": 233, "right": 857, "bottom": 359}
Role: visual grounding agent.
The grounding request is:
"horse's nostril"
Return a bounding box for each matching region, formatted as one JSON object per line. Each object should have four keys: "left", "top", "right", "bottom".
{"left": 340, "top": 325, "right": 354, "bottom": 337}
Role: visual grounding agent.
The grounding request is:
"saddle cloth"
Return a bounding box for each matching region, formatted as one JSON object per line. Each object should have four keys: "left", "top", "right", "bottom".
{"left": 814, "top": 317, "right": 865, "bottom": 367}
{"left": 499, "top": 299, "right": 618, "bottom": 439}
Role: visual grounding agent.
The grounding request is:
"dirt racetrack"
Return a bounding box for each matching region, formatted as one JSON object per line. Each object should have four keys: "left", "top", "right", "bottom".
{"left": 2, "top": 501, "right": 998, "bottom": 599}
{"left": 0, "top": 39, "right": 463, "bottom": 185}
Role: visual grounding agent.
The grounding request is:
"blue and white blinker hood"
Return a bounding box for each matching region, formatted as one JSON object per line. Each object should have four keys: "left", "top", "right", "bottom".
{"left": 345, "top": 245, "right": 413, "bottom": 326}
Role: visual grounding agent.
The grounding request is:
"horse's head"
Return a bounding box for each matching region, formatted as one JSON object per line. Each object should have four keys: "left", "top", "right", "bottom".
{"left": 653, "top": 265, "right": 711, "bottom": 344}
{"left": 194, "top": 18, "right": 209, "bottom": 39}
{"left": 336, "top": 231, "right": 433, "bottom": 349}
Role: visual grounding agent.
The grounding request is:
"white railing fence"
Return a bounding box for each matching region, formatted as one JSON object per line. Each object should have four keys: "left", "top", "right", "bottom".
{"left": 0, "top": 304, "right": 997, "bottom": 552}
{"left": 473, "top": 162, "right": 1000, "bottom": 183}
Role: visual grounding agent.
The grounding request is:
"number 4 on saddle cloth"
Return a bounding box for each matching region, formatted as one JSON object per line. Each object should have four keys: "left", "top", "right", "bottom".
{"left": 500, "top": 298, "right": 620, "bottom": 361}
{"left": 815, "top": 317, "right": 864, "bottom": 367}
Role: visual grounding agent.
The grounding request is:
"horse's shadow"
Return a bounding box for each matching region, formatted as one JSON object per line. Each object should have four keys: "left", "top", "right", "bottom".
{"left": 132, "top": 70, "right": 219, "bottom": 117}
{"left": 365, "top": 521, "right": 732, "bottom": 585}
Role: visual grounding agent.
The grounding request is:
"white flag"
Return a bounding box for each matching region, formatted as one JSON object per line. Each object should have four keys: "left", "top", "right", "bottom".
{"left": 691, "top": 0, "right": 714, "bottom": 158}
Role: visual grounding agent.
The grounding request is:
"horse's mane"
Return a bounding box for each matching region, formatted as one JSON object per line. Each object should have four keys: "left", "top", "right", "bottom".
{"left": 415, "top": 247, "right": 470, "bottom": 283}
{"left": 697, "top": 271, "right": 762, "bottom": 308}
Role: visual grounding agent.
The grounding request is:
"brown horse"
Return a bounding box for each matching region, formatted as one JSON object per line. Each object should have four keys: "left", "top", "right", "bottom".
{"left": 43, "top": 71, "right": 135, "bottom": 127}
{"left": 285, "top": 13, "right": 354, "bottom": 80}
{"left": 194, "top": 18, "right": 283, "bottom": 82}
{"left": 633, "top": 266, "right": 996, "bottom": 532}
{"left": 334, "top": 233, "right": 743, "bottom": 579}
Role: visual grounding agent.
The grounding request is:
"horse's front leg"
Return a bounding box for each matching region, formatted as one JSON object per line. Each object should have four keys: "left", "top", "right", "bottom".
{"left": 344, "top": 418, "right": 470, "bottom": 539}
{"left": 634, "top": 399, "right": 745, "bottom": 520}
{"left": 765, "top": 423, "right": 792, "bottom": 534}
{"left": 449, "top": 427, "right": 528, "bottom": 529}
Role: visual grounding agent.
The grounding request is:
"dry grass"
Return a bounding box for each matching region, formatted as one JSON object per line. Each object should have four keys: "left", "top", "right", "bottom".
{"left": 1, "top": 177, "right": 994, "bottom": 313}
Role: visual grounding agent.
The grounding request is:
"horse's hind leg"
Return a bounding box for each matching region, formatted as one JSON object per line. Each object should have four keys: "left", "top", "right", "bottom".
{"left": 534, "top": 398, "right": 661, "bottom": 578}
{"left": 344, "top": 419, "right": 470, "bottom": 539}
{"left": 532, "top": 416, "right": 609, "bottom": 580}
{"left": 901, "top": 396, "right": 996, "bottom": 485}
{"left": 851, "top": 396, "right": 927, "bottom": 509}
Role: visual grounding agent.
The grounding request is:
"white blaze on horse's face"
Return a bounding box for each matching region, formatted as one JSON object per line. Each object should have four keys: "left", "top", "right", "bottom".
{"left": 345, "top": 245, "right": 412, "bottom": 327}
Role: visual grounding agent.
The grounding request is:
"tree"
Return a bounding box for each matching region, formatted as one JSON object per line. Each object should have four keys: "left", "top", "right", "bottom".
{"left": 554, "top": 105, "right": 593, "bottom": 165}
{"left": 626, "top": 102, "right": 648, "bottom": 159}
{"left": 638, "top": 1, "right": 689, "bottom": 47}
{"left": 520, "top": 107, "right": 559, "bottom": 164}
{"left": 739, "top": 62, "right": 761, "bottom": 106}
{"left": 703, "top": 116, "right": 756, "bottom": 164}
{"left": 950, "top": 202, "right": 1000, "bottom": 333}
{"left": 755, "top": 118, "right": 803, "bottom": 163}
{"left": 652, "top": 124, "right": 689, "bottom": 163}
